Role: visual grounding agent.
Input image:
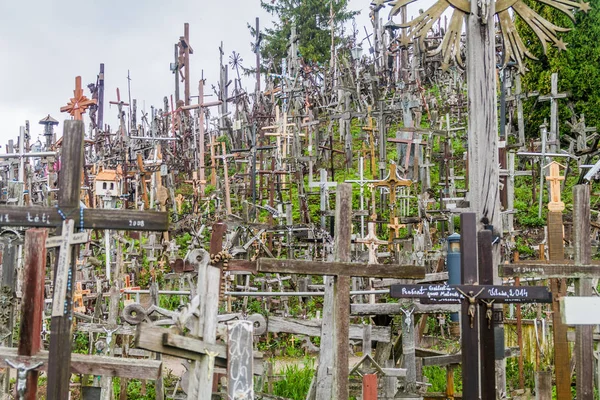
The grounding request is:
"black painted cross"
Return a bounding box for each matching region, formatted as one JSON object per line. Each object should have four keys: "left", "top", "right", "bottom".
{"left": 391, "top": 213, "right": 553, "bottom": 399}
{"left": 0, "top": 120, "right": 168, "bottom": 400}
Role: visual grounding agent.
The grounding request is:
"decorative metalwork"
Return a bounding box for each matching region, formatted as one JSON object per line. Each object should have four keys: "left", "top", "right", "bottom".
{"left": 386, "top": 0, "right": 590, "bottom": 72}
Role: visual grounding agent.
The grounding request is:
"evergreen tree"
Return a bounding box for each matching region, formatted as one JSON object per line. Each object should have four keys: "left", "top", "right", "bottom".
{"left": 517, "top": 0, "right": 600, "bottom": 138}
{"left": 254, "top": 0, "right": 358, "bottom": 71}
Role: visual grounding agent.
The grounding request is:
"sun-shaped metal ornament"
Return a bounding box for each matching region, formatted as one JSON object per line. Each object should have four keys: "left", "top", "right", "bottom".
{"left": 384, "top": 0, "right": 590, "bottom": 73}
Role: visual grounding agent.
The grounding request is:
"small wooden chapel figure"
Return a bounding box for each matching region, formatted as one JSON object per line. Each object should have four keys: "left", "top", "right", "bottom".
{"left": 546, "top": 161, "right": 566, "bottom": 212}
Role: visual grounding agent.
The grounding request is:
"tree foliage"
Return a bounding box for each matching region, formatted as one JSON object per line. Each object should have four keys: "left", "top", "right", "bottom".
{"left": 517, "top": 0, "right": 600, "bottom": 138}
{"left": 256, "top": 0, "right": 358, "bottom": 70}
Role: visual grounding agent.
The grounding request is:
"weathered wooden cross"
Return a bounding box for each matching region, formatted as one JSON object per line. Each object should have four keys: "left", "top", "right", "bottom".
{"left": 0, "top": 120, "right": 168, "bottom": 400}
{"left": 229, "top": 184, "right": 426, "bottom": 399}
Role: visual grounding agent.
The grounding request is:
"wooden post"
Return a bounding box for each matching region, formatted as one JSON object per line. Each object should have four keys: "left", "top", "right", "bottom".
{"left": 47, "top": 120, "right": 85, "bottom": 400}
{"left": 478, "top": 230, "right": 495, "bottom": 399}
{"left": 19, "top": 229, "right": 48, "bottom": 400}
{"left": 548, "top": 210, "right": 571, "bottom": 400}
{"left": 573, "top": 184, "right": 593, "bottom": 399}
{"left": 362, "top": 374, "right": 377, "bottom": 400}
{"left": 535, "top": 370, "right": 552, "bottom": 400}
{"left": 460, "top": 213, "right": 480, "bottom": 399}
{"left": 332, "top": 183, "right": 352, "bottom": 400}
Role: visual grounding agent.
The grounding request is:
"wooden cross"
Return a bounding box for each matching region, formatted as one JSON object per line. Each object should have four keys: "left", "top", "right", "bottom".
{"left": 0, "top": 121, "right": 168, "bottom": 400}
{"left": 499, "top": 185, "right": 595, "bottom": 399}
{"left": 505, "top": 74, "right": 539, "bottom": 147}
{"left": 391, "top": 214, "right": 552, "bottom": 399}
{"left": 229, "top": 184, "right": 426, "bottom": 399}
{"left": 545, "top": 161, "right": 565, "bottom": 212}
{"left": 372, "top": 162, "right": 412, "bottom": 209}
{"left": 60, "top": 76, "right": 97, "bottom": 121}
{"left": 538, "top": 73, "right": 569, "bottom": 154}
{"left": 109, "top": 88, "right": 130, "bottom": 139}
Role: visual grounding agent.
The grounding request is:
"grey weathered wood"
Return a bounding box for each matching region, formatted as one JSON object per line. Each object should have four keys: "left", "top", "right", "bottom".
{"left": 0, "top": 348, "right": 162, "bottom": 379}
{"left": 535, "top": 371, "right": 552, "bottom": 400}
{"left": 315, "top": 275, "right": 335, "bottom": 400}
{"left": 332, "top": 184, "right": 352, "bottom": 400}
{"left": 351, "top": 303, "right": 460, "bottom": 316}
{"left": 267, "top": 316, "right": 391, "bottom": 342}
{"left": 227, "top": 320, "right": 254, "bottom": 400}
{"left": 573, "top": 184, "right": 593, "bottom": 400}
{"left": 500, "top": 263, "right": 600, "bottom": 278}
{"left": 235, "top": 258, "right": 426, "bottom": 279}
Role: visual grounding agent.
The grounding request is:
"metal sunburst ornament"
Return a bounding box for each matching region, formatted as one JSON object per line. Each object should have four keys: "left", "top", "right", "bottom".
{"left": 385, "top": 0, "right": 590, "bottom": 73}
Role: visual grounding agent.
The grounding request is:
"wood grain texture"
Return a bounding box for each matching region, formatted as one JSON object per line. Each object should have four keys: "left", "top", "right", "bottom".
{"left": 332, "top": 184, "right": 352, "bottom": 400}
{"left": 0, "top": 348, "right": 161, "bottom": 379}
{"left": 548, "top": 211, "right": 571, "bottom": 400}
{"left": 256, "top": 258, "right": 425, "bottom": 278}
{"left": 0, "top": 207, "right": 168, "bottom": 231}
{"left": 573, "top": 185, "right": 593, "bottom": 400}
{"left": 460, "top": 213, "right": 480, "bottom": 399}
{"left": 267, "top": 316, "right": 391, "bottom": 342}
{"left": 47, "top": 120, "right": 83, "bottom": 400}
{"left": 19, "top": 229, "right": 48, "bottom": 400}
{"left": 500, "top": 263, "right": 600, "bottom": 278}
{"left": 351, "top": 303, "right": 460, "bottom": 316}
{"left": 478, "top": 230, "right": 495, "bottom": 399}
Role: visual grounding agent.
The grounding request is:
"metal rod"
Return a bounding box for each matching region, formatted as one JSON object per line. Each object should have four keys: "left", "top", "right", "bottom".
{"left": 224, "top": 290, "right": 390, "bottom": 297}
{"left": 130, "top": 136, "right": 178, "bottom": 141}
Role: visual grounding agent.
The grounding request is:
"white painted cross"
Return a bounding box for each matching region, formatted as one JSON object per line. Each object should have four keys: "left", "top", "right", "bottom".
{"left": 46, "top": 219, "right": 90, "bottom": 317}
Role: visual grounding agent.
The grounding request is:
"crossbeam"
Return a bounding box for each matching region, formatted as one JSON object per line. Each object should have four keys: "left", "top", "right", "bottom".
{"left": 228, "top": 258, "right": 425, "bottom": 279}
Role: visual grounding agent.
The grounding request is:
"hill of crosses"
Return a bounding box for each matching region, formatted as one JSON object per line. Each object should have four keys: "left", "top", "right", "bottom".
{"left": 1, "top": 0, "right": 600, "bottom": 399}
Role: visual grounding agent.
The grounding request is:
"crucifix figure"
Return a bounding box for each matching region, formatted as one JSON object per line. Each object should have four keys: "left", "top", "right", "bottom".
{"left": 456, "top": 288, "right": 485, "bottom": 328}
{"left": 481, "top": 299, "right": 495, "bottom": 329}
{"left": 400, "top": 306, "right": 415, "bottom": 331}
{"left": 4, "top": 360, "right": 44, "bottom": 400}
{"left": 60, "top": 76, "right": 97, "bottom": 121}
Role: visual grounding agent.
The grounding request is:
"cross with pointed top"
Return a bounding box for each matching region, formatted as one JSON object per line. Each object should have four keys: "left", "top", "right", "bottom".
{"left": 60, "top": 76, "right": 97, "bottom": 121}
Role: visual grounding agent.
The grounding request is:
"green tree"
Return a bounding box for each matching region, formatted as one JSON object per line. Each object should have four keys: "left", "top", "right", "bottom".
{"left": 255, "top": 0, "right": 358, "bottom": 71}
{"left": 517, "top": 0, "right": 600, "bottom": 139}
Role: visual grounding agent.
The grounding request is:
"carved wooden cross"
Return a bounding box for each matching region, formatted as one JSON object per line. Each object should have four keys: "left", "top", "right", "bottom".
{"left": 60, "top": 76, "right": 97, "bottom": 121}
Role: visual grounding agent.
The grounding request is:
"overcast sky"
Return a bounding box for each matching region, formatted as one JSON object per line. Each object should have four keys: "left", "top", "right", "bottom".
{"left": 0, "top": 0, "right": 422, "bottom": 148}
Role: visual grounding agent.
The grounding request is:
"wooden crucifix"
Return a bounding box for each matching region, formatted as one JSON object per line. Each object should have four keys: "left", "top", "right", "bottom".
{"left": 229, "top": 184, "right": 426, "bottom": 399}
{"left": 392, "top": 214, "right": 552, "bottom": 399}
{"left": 60, "top": 76, "right": 97, "bottom": 121}
{"left": 0, "top": 120, "right": 168, "bottom": 400}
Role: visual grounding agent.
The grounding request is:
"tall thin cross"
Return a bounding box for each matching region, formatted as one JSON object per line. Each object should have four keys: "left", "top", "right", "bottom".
{"left": 60, "top": 76, "right": 97, "bottom": 121}
{"left": 539, "top": 73, "right": 569, "bottom": 154}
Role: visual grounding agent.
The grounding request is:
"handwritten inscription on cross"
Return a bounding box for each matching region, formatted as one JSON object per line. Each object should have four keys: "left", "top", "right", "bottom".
{"left": 60, "top": 76, "right": 97, "bottom": 121}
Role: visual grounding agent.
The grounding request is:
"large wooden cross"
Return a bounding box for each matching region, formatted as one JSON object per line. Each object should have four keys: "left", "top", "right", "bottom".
{"left": 391, "top": 213, "right": 553, "bottom": 399}
{"left": 229, "top": 184, "right": 426, "bottom": 399}
{"left": 0, "top": 120, "right": 168, "bottom": 400}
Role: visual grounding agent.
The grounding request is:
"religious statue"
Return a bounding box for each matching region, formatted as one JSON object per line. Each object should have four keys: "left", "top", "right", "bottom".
{"left": 5, "top": 359, "right": 44, "bottom": 400}
{"left": 481, "top": 299, "right": 495, "bottom": 329}
{"left": 456, "top": 288, "right": 485, "bottom": 328}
